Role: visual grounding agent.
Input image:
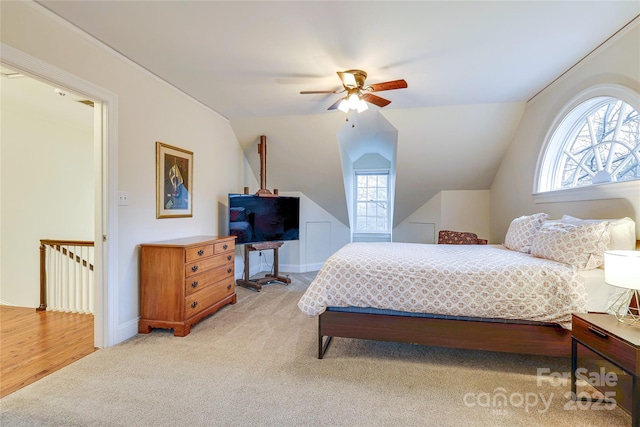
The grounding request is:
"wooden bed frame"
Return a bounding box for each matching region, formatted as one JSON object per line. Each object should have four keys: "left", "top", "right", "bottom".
{"left": 317, "top": 240, "right": 640, "bottom": 359}
{"left": 318, "top": 310, "right": 572, "bottom": 359}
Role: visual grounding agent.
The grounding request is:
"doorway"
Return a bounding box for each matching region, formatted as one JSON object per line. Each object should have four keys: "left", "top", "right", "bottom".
{"left": 1, "top": 43, "right": 117, "bottom": 348}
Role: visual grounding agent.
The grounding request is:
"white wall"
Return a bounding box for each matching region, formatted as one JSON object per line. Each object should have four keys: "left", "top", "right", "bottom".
{"left": 490, "top": 23, "right": 640, "bottom": 242}
{"left": 393, "top": 192, "right": 441, "bottom": 244}
{"left": 393, "top": 190, "right": 490, "bottom": 243}
{"left": 289, "top": 191, "right": 351, "bottom": 271}
{"left": 441, "top": 190, "right": 490, "bottom": 241}
{"left": 1, "top": 2, "right": 244, "bottom": 343}
{"left": 1, "top": 85, "right": 93, "bottom": 306}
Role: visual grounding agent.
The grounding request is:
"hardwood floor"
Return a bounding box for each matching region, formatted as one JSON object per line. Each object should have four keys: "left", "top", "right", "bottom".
{"left": 0, "top": 305, "right": 96, "bottom": 398}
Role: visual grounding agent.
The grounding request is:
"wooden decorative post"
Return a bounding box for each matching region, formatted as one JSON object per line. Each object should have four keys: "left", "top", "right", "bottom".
{"left": 235, "top": 135, "right": 290, "bottom": 291}
{"left": 255, "top": 135, "right": 277, "bottom": 197}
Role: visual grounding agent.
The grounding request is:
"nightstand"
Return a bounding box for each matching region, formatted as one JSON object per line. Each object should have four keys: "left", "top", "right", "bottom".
{"left": 572, "top": 313, "right": 640, "bottom": 426}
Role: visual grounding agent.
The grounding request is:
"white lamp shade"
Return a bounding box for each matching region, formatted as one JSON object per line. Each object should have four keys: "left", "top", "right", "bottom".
{"left": 348, "top": 93, "right": 360, "bottom": 109}
{"left": 337, "top": 99, "right": 350, "bottom": 113}
{"left": 356, "top": 99, "right": 368, "bottom": 112}
{"left": 604, "top": 250, "right": 640, "bottom": 290}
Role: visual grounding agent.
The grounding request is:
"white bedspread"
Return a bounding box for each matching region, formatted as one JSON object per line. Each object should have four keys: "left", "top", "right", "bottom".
{"left": 297, "top": 242, "right": 589, "bottom": 329}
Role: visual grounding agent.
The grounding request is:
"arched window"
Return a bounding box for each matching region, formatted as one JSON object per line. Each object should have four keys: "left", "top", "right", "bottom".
{"left": 537, "top": 85, "right": 639, "bottom": 196}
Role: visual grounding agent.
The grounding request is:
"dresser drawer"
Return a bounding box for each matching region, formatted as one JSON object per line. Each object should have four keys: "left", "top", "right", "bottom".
{"left": 214, "top": 240, "right": 234, "bottom": 254}
{"left": 184, "top": 279, "right": 235, "bottom": 318}
{"left": 185, "top": 244, "right": 214, "bottom": 262}
{"left": 185, "top": 264, "right": 234, "bottom": 295}
{"left": 573, "top": 316, "right": 638, "bottom": 373}
{"left": 185, "top": 252, "right": 234, "bottom": 278}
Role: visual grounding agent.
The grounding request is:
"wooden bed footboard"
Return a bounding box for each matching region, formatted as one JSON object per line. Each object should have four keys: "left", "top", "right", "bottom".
{"left": 318, "top": 310, "right": 572, "bottom": 359}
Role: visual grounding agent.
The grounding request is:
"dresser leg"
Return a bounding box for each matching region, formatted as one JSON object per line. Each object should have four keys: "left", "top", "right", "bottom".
{"left": 174, "top": 325, "right": 190, "bottom": 337}
{"left": 138, "top": 321, "right": 152, "bottom": 334}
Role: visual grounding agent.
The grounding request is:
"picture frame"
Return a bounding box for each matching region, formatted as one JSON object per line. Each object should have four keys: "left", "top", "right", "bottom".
{"left": 156, "top": 141, "right": 193, "bottom": 218}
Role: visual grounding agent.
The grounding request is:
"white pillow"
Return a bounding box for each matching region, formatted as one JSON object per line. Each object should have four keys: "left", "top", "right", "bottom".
{"left": 504, "top": 213, "right": 549, "bottom": 253}
{"left": 531, "top": 221, "right": 610, "bottom": 270}
{"left": 561, "top": 215, "right": 636, "bottom": 251}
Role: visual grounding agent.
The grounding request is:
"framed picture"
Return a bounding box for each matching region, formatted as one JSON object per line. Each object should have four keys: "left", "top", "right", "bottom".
{"left": 156, "top": 141, "right": 193, "bottom": 218}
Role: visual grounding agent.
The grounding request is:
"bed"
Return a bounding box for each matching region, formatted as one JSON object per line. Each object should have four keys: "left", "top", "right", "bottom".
{"left": 298, "top": 214, "right": 636, "bottom": 358}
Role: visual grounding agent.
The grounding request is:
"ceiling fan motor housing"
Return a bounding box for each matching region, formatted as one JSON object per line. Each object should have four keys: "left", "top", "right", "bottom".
{"left": 343, "top": 69, "right": 368, "bottom": 88}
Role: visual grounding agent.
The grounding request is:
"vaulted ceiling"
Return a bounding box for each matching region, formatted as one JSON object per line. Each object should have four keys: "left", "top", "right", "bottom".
{"left": 36, "top": 1, "right": 640, "bottom": 226}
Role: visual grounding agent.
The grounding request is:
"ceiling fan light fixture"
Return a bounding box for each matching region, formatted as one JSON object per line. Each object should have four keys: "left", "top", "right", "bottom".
{"left": 348, "top": 93, "right": 360, "bottom": 110}
{"left": 303, "top": 69, "right": 406, "bottom": 113}
{"left": 337, "top": 98, "right": 350, "bottom": 113}
{"left": 357, "top": 98, "right": 368, "bottom": 112}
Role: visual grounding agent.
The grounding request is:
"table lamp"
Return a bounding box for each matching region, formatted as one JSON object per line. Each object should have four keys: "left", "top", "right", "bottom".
{"left": 605, "top": 250, "right": 640, "bottom": 326}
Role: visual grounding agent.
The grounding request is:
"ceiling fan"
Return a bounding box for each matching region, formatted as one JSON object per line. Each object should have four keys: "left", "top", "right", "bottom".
{"left": 300, "top": 69, "right": 407, "bottom": 112}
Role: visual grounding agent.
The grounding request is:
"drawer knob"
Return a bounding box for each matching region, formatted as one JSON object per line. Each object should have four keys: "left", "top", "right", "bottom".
{"left": 191, "top": 281, "right": 199, "bottom": 288}
{"left": 191, "top": 301, "right": 198, "bottom": 309}
{"left": 227, "top": 283, "right": 232, "bottom": 290}
{"left": 588, "top": 326, "right": 609, "bottom": 339}
{"left": 227, "top": 255, "right": 232, "bottom": 261}
{"left": 197, "top": 249, "right": 204, "bottom": 256}
{"left": 227, "top": 268, "right": 232, "bottom": 274}
{"left": 223, "top": 244, "right": 228, "bottom": 250}
{"left": 191, "top": 265, "right": 199, "bottom": 273}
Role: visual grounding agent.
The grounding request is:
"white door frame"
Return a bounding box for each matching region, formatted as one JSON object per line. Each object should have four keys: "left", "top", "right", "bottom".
{"left": 2, "top": 43, "right": 119, "bottom": 348}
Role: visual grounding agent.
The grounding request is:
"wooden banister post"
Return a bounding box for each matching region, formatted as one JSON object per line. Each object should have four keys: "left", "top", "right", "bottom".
{"left": 37, "top": 243, "right": 47, "bottom": 311}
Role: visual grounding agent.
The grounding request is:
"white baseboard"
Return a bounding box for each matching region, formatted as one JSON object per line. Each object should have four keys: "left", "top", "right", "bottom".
{"left": 302, "top": 262, "right": 325, "bottom": 272}
{"left": 277, "top": 263, "right": 302, "bottom": 273}
{"left": 278, "top": 263, "right": 324, "bottom": 273}
{"left": 117, "top": 317, "right": 140, "bottom": 343}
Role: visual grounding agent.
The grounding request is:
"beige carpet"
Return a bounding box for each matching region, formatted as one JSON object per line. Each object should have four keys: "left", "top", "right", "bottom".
{"left": 0, "top": 272, "right": 631, "bottom": 426}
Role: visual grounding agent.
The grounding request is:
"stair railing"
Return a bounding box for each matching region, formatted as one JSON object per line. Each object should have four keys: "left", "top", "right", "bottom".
{"left": 38, "top": 240, "right": 95, "bottom": 314}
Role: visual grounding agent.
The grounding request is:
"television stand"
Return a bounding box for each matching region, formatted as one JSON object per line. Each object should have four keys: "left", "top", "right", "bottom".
{"left": 236, "top": 241, "right": 291, "bottom": 292}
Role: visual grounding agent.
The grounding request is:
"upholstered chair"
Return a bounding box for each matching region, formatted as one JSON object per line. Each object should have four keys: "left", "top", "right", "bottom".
{"left": 438, "top": 230, "right": 488, "bottom": 245}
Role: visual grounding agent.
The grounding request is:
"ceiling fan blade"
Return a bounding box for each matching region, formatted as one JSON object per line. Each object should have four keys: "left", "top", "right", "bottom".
{"left": 300, "top": 90, "right": 339, "bottom": 94}
{"left": 337, "top": 71, "right": 357, "bottom": 88}
{"left": 327, "top": 98, "right": 344, "bottom": 110}
{"left": 362, "top": 93, "right": 391, "bottom": 108}
{"left": 368, "top": 79, "right": 408, "bottom": 92}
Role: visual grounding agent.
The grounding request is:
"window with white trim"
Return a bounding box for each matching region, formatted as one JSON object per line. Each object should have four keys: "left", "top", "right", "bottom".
{"left": 355, "top": 171, "right": 389, "bottom": 233}
{"left": 538, "top": 95, "right": 639, "bottom": 192}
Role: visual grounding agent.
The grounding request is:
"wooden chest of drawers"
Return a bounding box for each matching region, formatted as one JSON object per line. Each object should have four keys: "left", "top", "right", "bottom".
{"left": 139, "top": 235, "right": 236, "bottom": 337}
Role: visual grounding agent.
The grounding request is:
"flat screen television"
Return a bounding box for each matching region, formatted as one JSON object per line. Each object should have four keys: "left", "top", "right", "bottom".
{"left": 228, "top": 194, "right": 300, "bottom": 245}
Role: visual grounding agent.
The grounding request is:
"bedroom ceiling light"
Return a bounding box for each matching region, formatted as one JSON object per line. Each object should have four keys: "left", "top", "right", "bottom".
{"left": 337, "top": 89, "right": 368, "bottom": 114}
{"left": 356, "top": 98, "right": 368, "bottom": 113}
{"left": 337, "top": 98, "right": 350, "bottom": 113}
{"left": 300, "top": 69, "right": 406, "bottom": 112}
{"left": 348, "top": 93, "right": 360, "bottom": 109}
{"left": 605, "top": 250, "right": 640, "bottom": 326}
